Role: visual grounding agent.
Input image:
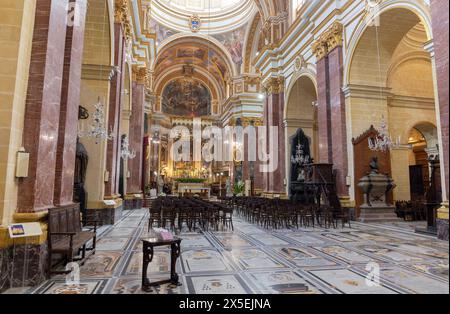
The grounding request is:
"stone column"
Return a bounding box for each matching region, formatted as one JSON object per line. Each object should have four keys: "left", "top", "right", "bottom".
{"left": 312, "top": 22, "right": 351, "bottom": 205}
{"left": 18, "top": 0, "right": 69, "bottom": 213}
{"left": 263, "top": 77, "right": 286, "bottom": 195}
{"left": 54, "top": 0, "right": 87, "bottom": 207}
{"left": 104, "top": 23, "right": 126, "bottom": 199}
{"left": 327, "top": 23, "right": 349, "bottom": 198}
{"left": 126, "top": 68, "right": 145, "bottom": 208}
{"left": 315, "top": 56, "right": 332, "bottom": 163}
{"left": 14, "top": 0, "right": 68, "bottom": 290}
{"left": 430, "top": 0, "right": 449, "bottom": 240}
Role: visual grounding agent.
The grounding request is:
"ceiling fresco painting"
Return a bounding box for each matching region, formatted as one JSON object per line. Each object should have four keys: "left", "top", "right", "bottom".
{"left": 162, "top": 78, "right": 212, "bottom": 117}
{"left": 213, "top": 27, "right": 246, "bottom": 65}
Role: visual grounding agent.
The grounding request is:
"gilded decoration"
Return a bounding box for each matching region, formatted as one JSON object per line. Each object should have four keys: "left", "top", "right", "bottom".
{"left": 312, "top": 22, "right": 344, "bottom": 60}
{"left": 115, "top": 0, "right": 133, "bottom": 40}
{"left": 263, "top": 77, "right": 285, "bottom": 95}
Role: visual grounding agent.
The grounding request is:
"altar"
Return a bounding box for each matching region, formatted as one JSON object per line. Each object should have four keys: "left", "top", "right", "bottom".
{"left": 177, "top": 182, "right": 211, "bottom": 198}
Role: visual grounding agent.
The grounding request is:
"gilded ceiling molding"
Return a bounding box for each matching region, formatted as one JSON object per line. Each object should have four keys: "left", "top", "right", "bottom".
{"left": 115, "top": 0, "right": 133, "bottom": 40}
{"left": 244, "top": 13, "right": 261, "bottom": 73}
{"left": 263, "top": 77, "right": 285, "bottom": 95}
{"left": 312, "top": 21, "right": 344, "bottom": 61}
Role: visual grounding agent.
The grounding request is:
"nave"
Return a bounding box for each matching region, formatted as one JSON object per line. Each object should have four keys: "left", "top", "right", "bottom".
{"left": 4, "top": 208, "right": 448, "bottom": 295}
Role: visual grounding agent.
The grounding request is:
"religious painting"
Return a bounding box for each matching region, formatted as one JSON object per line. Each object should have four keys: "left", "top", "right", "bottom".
{"left": 176, "top": 48, "right": 206, "bottom": 60}
{"left": 207, "top": 50, "right": 228, "bottom": 78}
{"left": 162, "top": 78, "right": 211, "bottom": 117}
{"left": 214, "top": 27, "right": 245, "bottom": 65}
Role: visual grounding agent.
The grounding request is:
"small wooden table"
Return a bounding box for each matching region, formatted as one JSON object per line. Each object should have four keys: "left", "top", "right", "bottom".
{"left": 141, "top": 237, "right": 182, "bottom": 292}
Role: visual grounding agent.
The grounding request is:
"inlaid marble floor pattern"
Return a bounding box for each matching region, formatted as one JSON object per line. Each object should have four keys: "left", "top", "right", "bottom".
{"left": 19, "top": 209, "right": 450, "bottom": 294}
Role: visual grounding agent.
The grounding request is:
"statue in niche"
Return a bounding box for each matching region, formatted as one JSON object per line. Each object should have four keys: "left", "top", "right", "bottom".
{"left": 74, "top": 138, "right": 89, "bottom": 224}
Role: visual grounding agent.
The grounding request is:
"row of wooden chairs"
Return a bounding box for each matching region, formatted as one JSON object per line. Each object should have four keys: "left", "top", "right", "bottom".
{"left": 219, "top": 196, "right": 351, "bottom": 230}
{"left": 145, "top": 196, "right": 234, "bottom": 232}
{"left": 395, "top": 200, "right": 427, "bottom": 221}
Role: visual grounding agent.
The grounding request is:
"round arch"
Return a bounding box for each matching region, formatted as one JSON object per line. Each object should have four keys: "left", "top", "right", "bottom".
{"left": 284, "top": 68, "right": 318, "bottom": 120}
{"left": 153, "top": 33, "right": 237, "bottom": 77}
{"left": 344, "top": 0, "right": 433, "bottom": 86}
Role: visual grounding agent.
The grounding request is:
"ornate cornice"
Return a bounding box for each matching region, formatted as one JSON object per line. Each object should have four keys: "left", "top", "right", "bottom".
{"left": 312, "top": 22, "right": 344, "bottom": 61}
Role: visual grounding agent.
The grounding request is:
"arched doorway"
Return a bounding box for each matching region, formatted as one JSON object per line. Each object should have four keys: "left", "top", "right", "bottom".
{"left": 347, "top": 7, "right": 439, "bottom": 209}
{"left": 284, "top": 75, "right": 318, "bottom": 194}
{"left": 408, "top": 122, "right": 439, "bottom": 201}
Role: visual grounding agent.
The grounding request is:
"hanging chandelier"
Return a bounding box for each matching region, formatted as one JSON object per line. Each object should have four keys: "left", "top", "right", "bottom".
{"left": 368, "top": 115, "right": 401, "bottom": 152}
{"left": 121, "top": 135, "right": 136, "bottom": 160}
{"left": 78, "top": 97, "right": 114, "bottom": 144}
{"left": 291, "top": 144, "right": 311, "bottom": 166}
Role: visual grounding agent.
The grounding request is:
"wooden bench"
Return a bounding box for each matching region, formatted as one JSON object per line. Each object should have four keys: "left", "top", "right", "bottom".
{"left": 47, "top": 205, "right": 97, "bottom": 275}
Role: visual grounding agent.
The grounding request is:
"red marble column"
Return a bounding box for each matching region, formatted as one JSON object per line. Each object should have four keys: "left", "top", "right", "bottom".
{"left": 54, "top": 0, "right": 87, "bottom": 206}
{"left": 328, "top": 46, "right": 349, "bottom": 196}
{"left": 431, "top": 0, "right": 449, "bottom": 200}
{"left": 264, "top": 90, "right": 286, "bottom": 194}
{"left": 316, "top": 57, "right": 333, "bottom": 164}
{"left": 18, "top": 0, "right": 69, "bottom": 213}
{"left": 104, "top": 23, "right": 126, "bottom": 197}
{"left": 127, "top": 81, "right": 145, "bottom": 193}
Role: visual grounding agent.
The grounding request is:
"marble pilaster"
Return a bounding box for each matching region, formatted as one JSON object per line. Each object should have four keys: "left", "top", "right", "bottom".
{"left": 54, "top": 0, "right": 88, "bottom": 207}
{"left": 127, "top": 79, "right": 145, "bottom": 194}
{"left": 328, "top": 45, "right": 349, "bottom": 197}
{"left": 104, "top": 23, "right": 126, "bottom": 198}
{"left": 18, "top": 0, "right": 69, "bottom": 213}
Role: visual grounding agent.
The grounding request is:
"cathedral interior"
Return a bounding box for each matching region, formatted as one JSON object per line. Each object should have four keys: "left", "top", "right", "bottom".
{"left": 0, "top": 0, "right": 448, "bottom": 296}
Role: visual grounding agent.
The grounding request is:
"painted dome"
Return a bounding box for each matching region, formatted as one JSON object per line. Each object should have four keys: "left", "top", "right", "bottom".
{"left": 150, "top": 0, "right": 257, "bottom": 34}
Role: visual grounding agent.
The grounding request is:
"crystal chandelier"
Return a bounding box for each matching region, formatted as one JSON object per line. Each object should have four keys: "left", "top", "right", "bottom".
{"left": 120, "top": 135, "right": 136, "bottom": 160}
{"left": 368, "top": 115, "right": 401, "bottom": 152}
{"left": 78, "top": 97, "right": 114, "bottom": 144}
{"left": 291, "top": 144, "right": 311, "bottom": 165}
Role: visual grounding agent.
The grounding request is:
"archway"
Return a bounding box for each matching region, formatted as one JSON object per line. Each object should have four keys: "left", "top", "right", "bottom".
{"left": 284, "top": 75, "right": 318, "bottom": 193}
{"left": 408, "top": 122, "right": 438, "bottom": 202}
{"left": 347, "top": 7, "right": 439, "bottom": 206}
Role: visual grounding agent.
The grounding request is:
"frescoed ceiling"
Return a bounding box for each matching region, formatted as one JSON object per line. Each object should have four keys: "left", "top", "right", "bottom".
{"left": 154, "top": 39, "right": 232, "bottom": 84}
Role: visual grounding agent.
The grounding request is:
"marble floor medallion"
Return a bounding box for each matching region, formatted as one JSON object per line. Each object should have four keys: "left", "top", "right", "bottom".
{"left": 246, "top": 270, "right": 321, "bottom": 294}
{"left": 316, "top": 245, "right": 374, "bottom": 264}
{"left": 182, "top": 249, "right": 231, "bottom": 273}
{"left": 123, "top": 251, "right": 172, "bottom": 276}
{"left": 186, "top": 275, "right": 249, "bottom": 294}
{"left": 309, "top": 269, "right": 398, "bottom": 294}
{"left": 229, "top": 248, "right": 286, "bottom": 270}
{"left": 32, "top": 279, "right": 108, "bottom": 294}
{"left": 79, "top": 251, "right": 123, "bottom": 277}
{"left": 275, "top": 247, "right": 338, "bottom": 268}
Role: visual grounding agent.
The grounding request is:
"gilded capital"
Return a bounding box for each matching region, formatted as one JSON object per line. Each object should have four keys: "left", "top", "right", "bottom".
{"left": 326, "top": 22, "right": 344, "bottom": 51}
{"left": 263, "top": 77, "right": 285, "bottom": 95}
{"left": 312, "top": 21, "right": 344, "bottom": 61}
{"left": 115, "top": 0, "right": 133, "bottom": 40}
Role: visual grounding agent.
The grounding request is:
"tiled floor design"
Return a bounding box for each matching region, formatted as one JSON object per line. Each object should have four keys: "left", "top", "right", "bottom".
{"left": 5, "top": 209, "right": 449, "bottom": 294}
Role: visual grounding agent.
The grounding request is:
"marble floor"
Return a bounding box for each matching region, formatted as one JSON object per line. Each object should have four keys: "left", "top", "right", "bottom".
{"left": 4, "top": 209, "right": 449, "bottom": 294}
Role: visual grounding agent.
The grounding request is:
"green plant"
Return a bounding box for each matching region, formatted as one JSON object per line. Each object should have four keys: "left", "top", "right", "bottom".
{"left": 233, "top": 180, "right": 245, "bottom": 196}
